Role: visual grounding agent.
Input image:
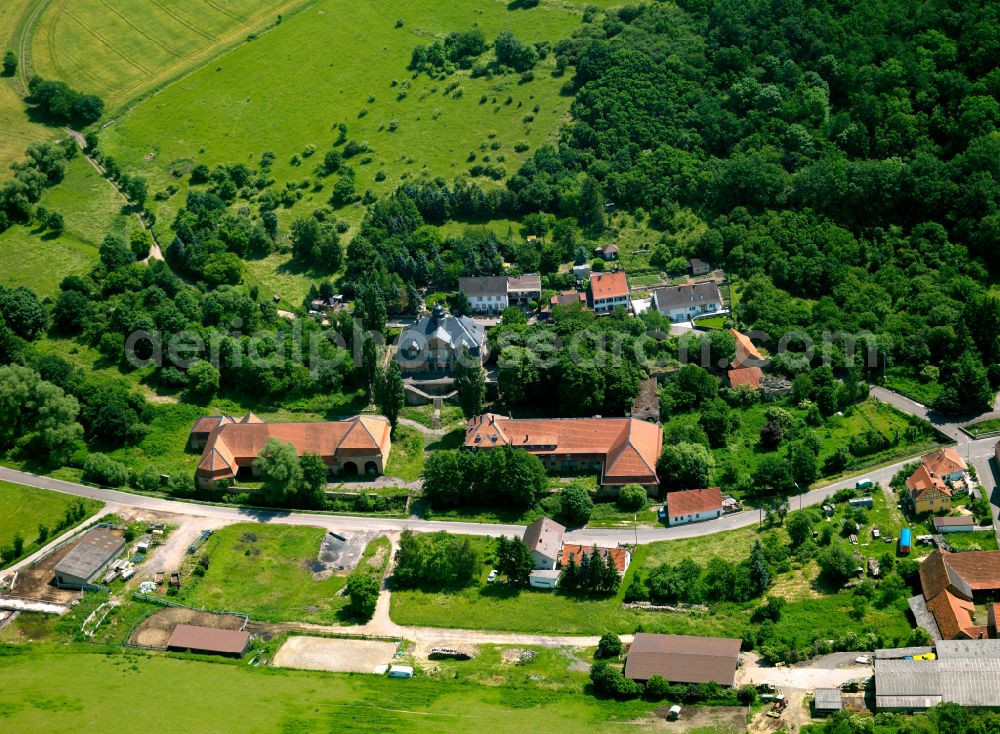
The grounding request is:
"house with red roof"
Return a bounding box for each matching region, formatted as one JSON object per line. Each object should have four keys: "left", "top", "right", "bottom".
{"left": 587, "top": 271, "right": 630, "bottom": 314}
{"left": 917, "top": 548, "right": 1000, "bottom": 640}
{"left": 904, "top": 448, "right": 967, "bottom": 514}
{"left": 665, "top": 487, "right": 723, "bottom": 526}
{"left": 192, "top": 414, "right": 392, "bottom": 490}
{"left": 465, "top": 413, "right": 662, "bottom": 494}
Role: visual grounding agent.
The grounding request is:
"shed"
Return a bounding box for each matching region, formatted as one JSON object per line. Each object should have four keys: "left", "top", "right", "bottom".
{"left": 849, "top": 496, "right": 874, "bottom": 509}
{"left": 624, "top": 633, "right": 741, "bottom": 686}
{"left": 528, "top": 569, "right": 561, "bottom": 589}
{"left": 932, "top": 516, "right": 975, "bottom": 533}
{"left": 54, "top": 528, "right": 126, "bottom": 588}
{"left": 166, "top": 624, "right": 251, "bottom": 658}
{"left": 814, "top": 688, "right": 843, "bottom": 715}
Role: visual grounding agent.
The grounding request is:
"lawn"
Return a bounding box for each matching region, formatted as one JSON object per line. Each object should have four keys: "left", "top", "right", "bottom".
{"left": 884, "top": 367, "right": 943, "bottom": 406}
{"left": 0, "top": 156, "right": 129, "bottom": 295}
{"left": 964, "top": 418, "right": 1000, "bottom": 437}
{"left": 99, "top": 0, "right": 598, "bottom": 244}
{"left": 0, "top": 649, "right": 657, "bottom": 733}
{"left": 176, "top": 523, "right": 388, "bottom": 624}
{"left": 0, "top": 481, "right": 102, "bottom": 562}
{"left": 384, "top": 425, "right": 424, "bottom": 481}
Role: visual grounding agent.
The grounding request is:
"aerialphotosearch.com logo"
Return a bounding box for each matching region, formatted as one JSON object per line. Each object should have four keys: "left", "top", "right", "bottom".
{"left": 123, "top": 318, "right": 883, "bottom": 377}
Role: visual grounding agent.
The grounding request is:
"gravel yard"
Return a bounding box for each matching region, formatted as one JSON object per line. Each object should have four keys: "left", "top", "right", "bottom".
{"left": 272, "top": 635, "right": 398, "bottom": 674}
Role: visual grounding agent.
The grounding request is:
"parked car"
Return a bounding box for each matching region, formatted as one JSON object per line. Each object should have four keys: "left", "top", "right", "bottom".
{"left": 487, "top": 569, "right": 498, "bottom": 583}
{"left": 855, "top": 655, "right": 872, "bottom": 665}
{"left": 856, "top": 479, "right": 874, "bottom": 489}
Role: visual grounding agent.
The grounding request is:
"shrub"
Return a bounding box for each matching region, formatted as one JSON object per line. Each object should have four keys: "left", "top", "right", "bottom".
{"left": 616, "top": 484, "right": 647, "bottom": 512}
{"left": 559, "top": 484, "right": 594, "bottom": 526}
{"left": 133, "top": 464, "right": 161, "bottom": 492}
{"left": 596, "top": 632, "right": 624, "bottom": 658}
{"left": 82, "top": 453, "right": 129, "bottom": 487}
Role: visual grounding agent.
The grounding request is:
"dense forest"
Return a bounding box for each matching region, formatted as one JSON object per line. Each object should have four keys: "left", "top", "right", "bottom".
{"left": 505, "top": 0, "right": 1000, "bottom": 412}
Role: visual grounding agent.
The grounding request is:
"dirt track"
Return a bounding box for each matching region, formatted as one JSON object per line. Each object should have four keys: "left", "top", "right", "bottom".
{"left": 272, "top": 635, "right": 398, "bottom": 673}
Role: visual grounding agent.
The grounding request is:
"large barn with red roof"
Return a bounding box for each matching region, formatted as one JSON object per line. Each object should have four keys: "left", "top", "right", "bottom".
{"left": 464, "top": 413, "right": 662, "bottom": 494}
{"left": 192, "top": 414, "right": 392, "bottom": 490}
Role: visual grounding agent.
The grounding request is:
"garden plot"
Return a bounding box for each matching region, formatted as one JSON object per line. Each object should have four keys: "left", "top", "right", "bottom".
{"left": 272, "top": 635, "right": 398, "bottom": 674}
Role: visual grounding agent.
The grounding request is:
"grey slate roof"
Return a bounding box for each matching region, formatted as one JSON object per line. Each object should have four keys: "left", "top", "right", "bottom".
{"left": 652, "top": 281, "right": 722, "bottom": 312}
{"left": 937, "top": 639, "right": 1000, "bottom": 658}
{"left": 458, "top": 276, "right": 507, "bottom": 298}
{"left": 398, "top": 310, "right": 485, "bottom": 355}
{"left": 507, "top": 273, "right": 541, "bottom": 293}
{"left": 907, "top": 594, "right": 943, "bottom": 641}
{"left": 54, "top": 528, "right": 125, "bottom": 583}
{"left": 814, "top": 688, "right": 843, "bottom": 711}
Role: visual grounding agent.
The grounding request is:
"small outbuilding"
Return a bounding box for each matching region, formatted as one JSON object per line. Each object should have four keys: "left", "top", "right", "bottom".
{"left": 933, "top": 516, "right": 975, "bottom": 533}
{"left": 849, "top": 496, "right": 874, "bottom": 509}
{"left": 528, "top": 569, "right": 561, "bottom": 589}
{"left": 166, "top": 624, "right": 251, "bottom": 658}
{"left": 814, "top": 688, "right": 843, "bottom": 715}
{"left": 54, "top": 527, "right": 126, "bottom": 588}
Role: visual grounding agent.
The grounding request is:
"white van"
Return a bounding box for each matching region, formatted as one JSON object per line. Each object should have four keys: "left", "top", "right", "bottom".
{"left": 388, "top": 665, "right": 413, "bottom": 678}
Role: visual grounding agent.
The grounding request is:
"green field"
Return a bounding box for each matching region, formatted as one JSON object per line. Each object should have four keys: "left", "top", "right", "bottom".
{"left": 0, "top": 0, "right": 61, "bottom": 170}
{"left": 100, "top": 0, "right": 598, "bottom": 240}
{"left": 0, "top": 155, "right": 131, "bottom": 295}
{"left": 0, "top": 481, "right": 101, "bottom": 561}
{"left": 390, "top": 511, "right": 914, "bottom": 646}
{"left": 29, "top": 0, "right": 311, "bottom": 107}
{"left": 177, "top": 523, "right": 389, "bottom": 624}
{"left": 0, "top": 649, "right": 657, "bottom": 733}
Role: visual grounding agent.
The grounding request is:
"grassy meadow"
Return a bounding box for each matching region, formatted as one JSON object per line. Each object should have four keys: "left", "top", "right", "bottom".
{"left": 0, "top": 481, "right": 102, "bottom": 561}
{"left": 0, "top": 155, "right": 130, "bottom": 295}
{"left": 176, "top": 523, "right": 390, "bottom": 624}
{"left": 0, "top": 649, "right": 659, "bottom": 734}
{"left": 30, "top": 0, "right": 312, "bottom": 107}
{"left": 99, "top": 0, "right": 599, "bottom": 239}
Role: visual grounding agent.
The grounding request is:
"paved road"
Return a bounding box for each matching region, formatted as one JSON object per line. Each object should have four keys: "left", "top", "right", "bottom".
{"left": 3, "top": 387, "right": 999, "bottom": 554}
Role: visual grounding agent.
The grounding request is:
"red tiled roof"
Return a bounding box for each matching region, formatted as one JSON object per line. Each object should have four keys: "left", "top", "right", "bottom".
{"left": 729, "top": 329, "right": 763, "bottom": 369}
{"left": 666, "top": 488, "right": 723, "bottom": 518}
{"left": 191, "top": 415, "right": 234, "bottom": 435}
{"left": 727, "top": 367, "right": 762, "bottom": 389}
{"left": 923, "top": 448, "right": 967, "bottom": 476}
{"left": 920, "top": 549, "right": 1000, "bottom": 639}
{"left": 560, "top": 543, "right": 630, "bottom": 573}
{"left": 465, "top": 414, "right": 661, "bottom": 485}
{"left": 195, "top": 416, "right": 391, "bottom": 479}
{"left": 906, "top": 464, "right": 951, "bottom": 502}
{"left": 589, "top": 271, "right": 629, "bottom": 300}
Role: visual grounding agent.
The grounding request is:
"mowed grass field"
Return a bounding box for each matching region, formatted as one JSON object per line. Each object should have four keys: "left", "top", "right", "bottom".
{"left": 0, "top": 0, "right": 60, "bottom": 170}
{"left": 30, "top": 0, "right": 311, "bottom": 107}
{"left": 177, "top": 523, "right": 389, "bottom": 624}
{"left": 100, "top": 0, "right": 603, "bottom": 239}
{"left": 0, "top": 650, "right": 658, "bottom": 733}
{"left": 0, "top": 480, "right": 101, "bottom": 556}
{"left": 0, "top": 155, "right": 131, "bottom": 295}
